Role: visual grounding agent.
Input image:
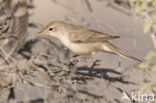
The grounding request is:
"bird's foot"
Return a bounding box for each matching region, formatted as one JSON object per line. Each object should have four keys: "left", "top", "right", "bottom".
{"left": 77, "top": 54, "right": 92, "bottom": 63}
{"left": 81, "top": 54, "right": 92, "bottom": 59}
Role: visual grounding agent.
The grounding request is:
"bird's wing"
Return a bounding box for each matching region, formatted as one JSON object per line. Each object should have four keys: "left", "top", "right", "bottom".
{"left": 69, "top": 26, "right": 120, "bottom": 43}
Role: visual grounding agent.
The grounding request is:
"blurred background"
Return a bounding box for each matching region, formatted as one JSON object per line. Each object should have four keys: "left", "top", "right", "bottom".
{"left": 0, "top": 0, "right": 156, "bottom": 103}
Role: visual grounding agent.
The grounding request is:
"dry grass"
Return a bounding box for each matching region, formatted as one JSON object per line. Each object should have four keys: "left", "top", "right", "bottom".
{"left": 0, "top": 0, "right": 156, "bottom": 103}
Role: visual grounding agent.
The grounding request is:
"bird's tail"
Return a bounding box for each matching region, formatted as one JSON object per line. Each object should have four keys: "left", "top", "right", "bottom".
{"left": 102, "top": 42, "right": 142, "bottom": 62}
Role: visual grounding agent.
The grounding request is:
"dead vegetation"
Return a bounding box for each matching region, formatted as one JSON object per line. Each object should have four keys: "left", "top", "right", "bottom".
{"left": 0, "top": 0, "right": 156, "bottom": 103}
{"left": 0, "top": 0, "right": 107, "bottom": 102}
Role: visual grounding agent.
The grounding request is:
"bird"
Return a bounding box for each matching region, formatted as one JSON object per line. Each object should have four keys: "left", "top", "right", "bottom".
{"left": 35, "top": 21, "right": 142, "bottom": 62}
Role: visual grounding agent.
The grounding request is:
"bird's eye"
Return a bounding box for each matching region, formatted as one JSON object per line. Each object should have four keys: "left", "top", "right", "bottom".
{"left": 49, "top": 28, "right": 53, "bottom": 31}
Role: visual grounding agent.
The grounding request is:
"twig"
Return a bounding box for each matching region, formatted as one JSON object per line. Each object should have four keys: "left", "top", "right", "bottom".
{"left": 151, "top": 33, "right": 156, "bottom": 51}
{"left": 28, "top": 64, "right": 55, "bottom": 93}
{"left": 0, "top": 47, "right": 17, "bottom": 63}
{"left": 81, "top": 0, "right": 93, "bottom": 12}
{"left": 107, "top": 0, "right": 132, "bottom": 16}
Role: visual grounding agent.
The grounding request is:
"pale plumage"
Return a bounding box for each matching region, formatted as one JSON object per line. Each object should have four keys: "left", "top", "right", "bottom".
{"left": 36, "top": 21, "right": 142, "bottom": 62}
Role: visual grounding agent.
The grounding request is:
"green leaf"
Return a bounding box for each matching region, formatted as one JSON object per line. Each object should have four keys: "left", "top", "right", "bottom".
{"left": 138, "top": 62, "right": 149, "bottom": 70}
{"left": 149, "top": 10, "right": 156, "bottom": 23}
{"left": 152, "top": 0, "right": 156, "bottom": 6}
{"left": 145, "top": 51, "right": 156, "bottom": 61}
{"left": 149, "top": 10, "right": 156, "bottom": 17}
{"left": 144, "top": 18, "right": 153, "bottom": 33}
{"left": 140, "top": 82, "right": 156, "bottom": 94}
{"left": 151, "top": 65, "right": 156, "bottom": 71}
{"left": 134, "top": 1, "right": 147, "bottom": 15}
{"left": 130, "top": 0, "right": 138, "bottom": 7}
{"left": 153, "top": 23, "right": 156, "bottom": 28}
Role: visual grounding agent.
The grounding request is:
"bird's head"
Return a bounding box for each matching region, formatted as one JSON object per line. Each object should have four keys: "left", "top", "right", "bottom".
{"left": 35, "top": 21, "right": 64, "bottom": 38}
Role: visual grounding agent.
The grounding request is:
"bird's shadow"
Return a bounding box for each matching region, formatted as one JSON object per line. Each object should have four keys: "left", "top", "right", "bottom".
{"left": 74, "top": 60, "right": 135, "bottom": 85}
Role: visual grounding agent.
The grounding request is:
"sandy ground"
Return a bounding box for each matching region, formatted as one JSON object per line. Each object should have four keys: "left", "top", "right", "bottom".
{"left": 28, "top": 0, "right": 155, "bottom": 103}
{"left": 0, "top": 0, "right": 156, "bottom": 103}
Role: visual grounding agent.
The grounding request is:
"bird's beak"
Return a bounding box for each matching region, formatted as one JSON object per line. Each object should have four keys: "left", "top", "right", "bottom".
{"left": 31, "top": 31, "right": 43, "bottom": 38}
{"left": 35, "top": 31, "right": 43, "bottom": 36}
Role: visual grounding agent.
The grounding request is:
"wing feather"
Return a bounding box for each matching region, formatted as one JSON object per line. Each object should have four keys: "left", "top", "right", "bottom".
{"left": 69, "top": 25, "right": 119, "bottom": 43}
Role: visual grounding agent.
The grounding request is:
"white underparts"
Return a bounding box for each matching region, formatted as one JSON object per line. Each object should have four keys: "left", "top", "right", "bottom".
{"left": 102, "top": 45, "right": 111, "bottom": 52}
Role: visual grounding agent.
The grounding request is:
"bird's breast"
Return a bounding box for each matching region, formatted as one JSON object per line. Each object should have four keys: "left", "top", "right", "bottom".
{"left": 59, "top": 36, "right": 101, "bottom": 55}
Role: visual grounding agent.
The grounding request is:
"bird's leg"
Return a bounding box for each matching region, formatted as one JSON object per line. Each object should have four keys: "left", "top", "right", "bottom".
{"left": 70, "top": 54, "right": 91, "bottom": 63}
{"left": 70, "top": 52, "right": 94, "bottom": 63}
{"left": 81, "top": 54, "right": 92, "bottom": 59}
{"left": 79, "top": 53, "right": 93, "bottom": 62}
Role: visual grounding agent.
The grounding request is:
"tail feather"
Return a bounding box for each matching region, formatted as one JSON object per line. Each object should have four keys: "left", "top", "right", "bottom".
{"left": 110, "top": 36, "right": 120, "bottom": 40}
{"left": 102, "top": 42, "right": 142, "bottom": 62}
